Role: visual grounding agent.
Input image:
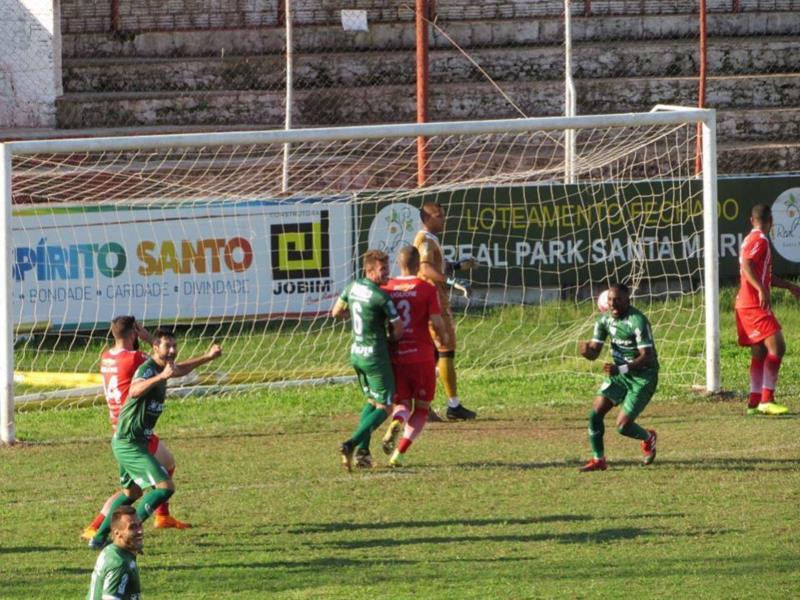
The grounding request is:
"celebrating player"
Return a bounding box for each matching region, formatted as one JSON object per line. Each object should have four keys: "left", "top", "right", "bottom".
{"left": 578, "top": 283, "right": 658, "bottom": 472}
{"left": 735, "top": 203, "right": 800, "bottom": 415}
{"left": 88, "top": 329, "right": 222, "bottom": 549}
{"left": 88, "top": 505, "right": 143, "bottom": 600}
{"left": 380, "top": 246, "right": 449, "bottom": 467}
{"left": 82, "top": 316, "right": 189, "bottom": 541}
{"left": 332, "top": 250, "right": 404, "bottom": 471}
{"left": 414, "top": 201, "right": 477, "bottom": 421}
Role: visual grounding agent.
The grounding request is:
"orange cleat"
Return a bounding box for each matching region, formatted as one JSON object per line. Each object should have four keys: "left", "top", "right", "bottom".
{"left": 579, "top": 457, "right": 608, "bottom": 472}
{"left": 153, "top": 515, "right": 191, "bottom": 529}
{"left": 641, "top": 430, "right": 657, "bottom": 465}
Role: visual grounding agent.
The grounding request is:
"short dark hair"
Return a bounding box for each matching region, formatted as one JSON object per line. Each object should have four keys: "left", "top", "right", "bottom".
{"left": 110, "top": 316, "right": 136, "bottom": 341}
{"left": 110, "top": 504, "right": 137, "bottom": 531}
{"left": 152, "top": 328, "right": 176, "bottom": 343}
{"left": 363, "top": 249, "right": 389, "bottom": 275}
{"left": 608, "top": 282, "right": 630, "bottom": 296}
{"left": 419, "top": 201, "right": 442, "bottom": 224}
{"left": 751, "top": 203, "right": 772, "bottom": 223}
{"left": 396, "top": 245, "right": 420, "bottom": 271}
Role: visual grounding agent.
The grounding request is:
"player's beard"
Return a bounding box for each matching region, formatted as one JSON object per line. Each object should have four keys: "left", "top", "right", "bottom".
{"left": 133, "top": 338, "right": 140, "bottom": 351}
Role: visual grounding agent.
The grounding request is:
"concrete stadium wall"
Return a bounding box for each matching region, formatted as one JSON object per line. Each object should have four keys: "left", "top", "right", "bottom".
{"left": 0, "top": 0, "right": 62, "bottom": 127}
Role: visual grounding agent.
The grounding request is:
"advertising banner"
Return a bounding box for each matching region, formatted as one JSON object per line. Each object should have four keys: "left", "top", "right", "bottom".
{"left": 357, "top": 175, "right": 800, "bottom": 289}
{"left": 13, "top": 201, "right": 352, "bottom": 328}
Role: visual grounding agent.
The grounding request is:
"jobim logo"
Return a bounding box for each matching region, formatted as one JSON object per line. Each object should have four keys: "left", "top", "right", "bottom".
{"left": 270, "top": 211, "right": 331, "bottom": 294}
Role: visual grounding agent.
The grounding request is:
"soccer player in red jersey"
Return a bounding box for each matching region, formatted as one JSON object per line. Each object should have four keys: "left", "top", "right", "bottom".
{"left": 380, "top": 246, "right": 449, "bottom": 467}
{"left": 82, "top": 316, "right": 190, "bottom": 540}
{"left": 736, "top": 204, "right": 800, "bottom": 416}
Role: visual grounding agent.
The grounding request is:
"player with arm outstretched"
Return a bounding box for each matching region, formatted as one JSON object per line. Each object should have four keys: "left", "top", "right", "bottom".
{"left": 332, "top": 250, "right": 404, "bottom": 471}
{"left": 380, "top": 245, "right": 449, "bottom": 467}
{"left": 82, "top": 316, "right": 192, "bottom": 540}
{"left": 735, "top": 203, "right": 800, "bottom": 416}
{"left": 578, "top": 283, "right": 659, "bottom": 472}
{"left": 88, "top": 329, "right": 221, "bottom": 549}
{"left": 414, "top": 201, "right": 477, "bottom": 421}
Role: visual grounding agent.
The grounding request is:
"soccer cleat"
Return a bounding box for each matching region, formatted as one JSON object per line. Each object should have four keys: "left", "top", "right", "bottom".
{"left": 340, "top": 441, "right": 355, "bottom": 472}
{"left": 746, "top": 406, "right": 760, "bottom": 416}
{"left": 382, "top": 420, "right": 403, "bottom": 455}
{"left": 355, "top": 448, "right": 374, "bottom": 469}
{"left": 154, "top": 515, "right": 191, "bottom": 529}
{"left": 446, "top": 404, "right": 477, "bottom": 421}
{"left": 388, "top": 450, "right": 404, "bottom": 468}
{"left": 579, "top": 458, "right": 608, "bottom": 472}
{"left": 427, "top": 409, "right": 445, "bottom": 423}
{"left": 80, "top": 526, "right": 98, "bottom": 542}
{"left": 87, "top": 536, "right": 110, "bottom": 550}
{"left": 757, "top": 402, "right": 789, "bottom": 416}
{"left": 641, "top": 429, "right": 657, "bottom": 465}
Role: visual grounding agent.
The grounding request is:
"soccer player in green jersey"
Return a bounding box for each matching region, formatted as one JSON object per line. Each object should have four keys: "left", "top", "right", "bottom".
{"left": 332, "top": 250, "right": 404, "bottom": 471}
{"left": 89, "top": 330, "right": 222, "bottom": 548}
{"left": 578, "top": 283, "right": 658, "bottom": 471}
{"left": 88, "top": 505, "right": 143, "bottom": 599}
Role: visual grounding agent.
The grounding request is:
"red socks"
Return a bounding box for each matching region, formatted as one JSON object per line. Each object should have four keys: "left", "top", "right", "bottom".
{"left": 748, "top": 356, "right": 764, "bottom": 408}
{"left": 761, "top": 354, "right": 782, "bottom": 404}
{"left": 398, "top": 407, "right": 429, "bottom": 454}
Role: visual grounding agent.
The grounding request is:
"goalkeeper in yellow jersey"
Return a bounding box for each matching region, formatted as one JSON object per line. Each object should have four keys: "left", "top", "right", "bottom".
{"left": 414, "top": 201, "right": 477, "bottom": 421}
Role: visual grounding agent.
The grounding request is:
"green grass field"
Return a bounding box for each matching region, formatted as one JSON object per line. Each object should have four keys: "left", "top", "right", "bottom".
{"left": 2, "top": 290, "right": 800, "bottom": 599}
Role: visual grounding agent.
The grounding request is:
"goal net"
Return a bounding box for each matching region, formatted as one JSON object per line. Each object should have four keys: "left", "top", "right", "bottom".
{"left": 0, "top": 109, "right": 719, "bottom": 441}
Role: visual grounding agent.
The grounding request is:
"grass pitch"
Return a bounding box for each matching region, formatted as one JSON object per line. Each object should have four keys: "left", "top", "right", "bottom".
{"left": 2, "top": 291, "right": 800, "bottom": 598}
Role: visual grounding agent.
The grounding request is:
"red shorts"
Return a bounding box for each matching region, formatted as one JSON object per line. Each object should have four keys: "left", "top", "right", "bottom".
{"left": 392, "top": 361, "right": 436, "bottom": 404}
{"left": 736, "top": 307, "right": 781, "bottom": 346}
{"left": 147, "top": 433, "right": 160, "bottom": 455}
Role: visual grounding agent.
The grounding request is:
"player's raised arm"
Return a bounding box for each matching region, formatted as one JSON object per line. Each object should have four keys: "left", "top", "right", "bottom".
{"left": 173, "top": 344, "right": 222, "bottom": 377}
{"left": 134, "top": 319, "right": 154, "bottom": 346}
{"left": 129, "top": 361, "right": 175, "bottom": 398}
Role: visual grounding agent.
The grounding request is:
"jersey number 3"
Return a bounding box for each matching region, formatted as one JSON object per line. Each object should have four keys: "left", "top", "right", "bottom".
{"left": 396, "top": 299, "right": 412, "bottom": 328}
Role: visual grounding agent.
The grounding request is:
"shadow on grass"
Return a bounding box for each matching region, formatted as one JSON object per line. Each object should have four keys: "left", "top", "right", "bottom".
{"left": 0, "top": 545, "right": 65, "bottom": 554}
{"left": 288, "top": 514, "right": 591, "bottom": 534}
{"left": 321, "top": 527, "right": 657, "bottom": 550}
{"left": 604, "top": 457, "right": 800, "bottom": 471}
{"left": 447, "top": 456, "right": 800, "bottom": 472}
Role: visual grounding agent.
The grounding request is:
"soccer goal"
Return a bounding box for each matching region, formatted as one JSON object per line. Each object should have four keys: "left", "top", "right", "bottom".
{"left": 0, "top": 107, "right": 719, "bottom": 443}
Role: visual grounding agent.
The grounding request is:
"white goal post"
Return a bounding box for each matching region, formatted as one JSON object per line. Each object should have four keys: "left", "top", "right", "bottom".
{"left": 0, "top": 108, "right": 719, "bottom": 444}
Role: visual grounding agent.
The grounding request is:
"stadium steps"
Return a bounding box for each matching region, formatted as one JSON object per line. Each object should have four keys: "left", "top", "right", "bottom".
{"left": 57, "top": 74, "right": 800, "bottom": 130}
{"left": 61, "top": 37, "right": 800, "bottom": 94}
{"left": 61, "top": 12, "right": 800, "bottom": 59}
{"left": 716, "top": 141, "right": 800, "bottom": 175}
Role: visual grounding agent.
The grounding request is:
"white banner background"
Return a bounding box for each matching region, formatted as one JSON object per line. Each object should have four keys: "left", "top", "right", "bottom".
{"left": 12, "top": 201, "right": 353, "bottom": 328}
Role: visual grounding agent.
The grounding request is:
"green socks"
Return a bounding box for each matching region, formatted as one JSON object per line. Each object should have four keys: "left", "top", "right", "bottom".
{"left": 355, "top": 403, "right": 376, "bottom": 452}
{"left": 588, "top": 411, "right": 605, "bottom": 459}
{"left": 93, "top": 493, "right": 134, "bottom": 541}
{"left": 350, "top": 403, "right": 388, "bottom": 452}
{"left": 617, "top": 421, "right": 650, "bottom": 441}
{"left": 136, "top": 487, "right": 174, "bottom": 521}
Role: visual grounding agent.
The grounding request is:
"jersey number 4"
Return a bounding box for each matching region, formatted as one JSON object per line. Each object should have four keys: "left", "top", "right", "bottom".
{"left": 104, "top": 375, "right": 122, "bottom": 405}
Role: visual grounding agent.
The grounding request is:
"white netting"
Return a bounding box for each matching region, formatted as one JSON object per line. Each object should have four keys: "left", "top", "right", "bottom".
{"left": 6, "top": 113, "right": 712, "bottom": 408}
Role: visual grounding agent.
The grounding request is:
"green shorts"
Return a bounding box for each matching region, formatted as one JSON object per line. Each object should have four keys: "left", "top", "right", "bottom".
{"left": 597, "top": 371, "right": 658, "bottom": 421}
{"left": 351, "top": 356, "right": 394, "bottom": 406}
{"left": 112, "top": 437, "right": 169, "bottom": 489}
